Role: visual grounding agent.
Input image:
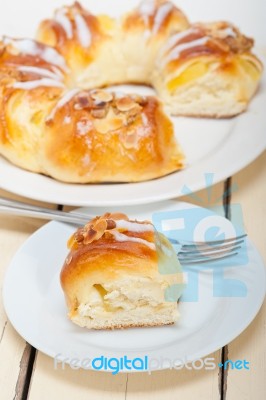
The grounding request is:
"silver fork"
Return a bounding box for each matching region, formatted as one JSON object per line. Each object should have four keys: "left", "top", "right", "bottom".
{"left": 0, "top": 196, "right": 246, "bottom": 265}
{"left": 167, "top": 236, "right": 246, "bottom": 265}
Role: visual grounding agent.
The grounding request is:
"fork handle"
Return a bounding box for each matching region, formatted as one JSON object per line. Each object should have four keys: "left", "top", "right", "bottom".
{"left": 0, "top": 197, "right": 91, "bottom": 225}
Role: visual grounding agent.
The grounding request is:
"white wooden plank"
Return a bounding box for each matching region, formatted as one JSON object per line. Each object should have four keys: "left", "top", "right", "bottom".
{"left": 0, "top": 189, "right": 56, "bottom": 400}
{"left": 28, "top": 354, "right": 127, "bottom": 400}
{"left": 126, "top": 352, "right": 221, "bottom": 400}
{"left": 225, "top": 152, "right": 266, "bottom": 400}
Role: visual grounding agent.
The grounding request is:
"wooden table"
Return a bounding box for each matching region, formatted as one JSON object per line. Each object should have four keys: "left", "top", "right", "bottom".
{"left": 0, "top": 152, "right": 265, "bottom": 400}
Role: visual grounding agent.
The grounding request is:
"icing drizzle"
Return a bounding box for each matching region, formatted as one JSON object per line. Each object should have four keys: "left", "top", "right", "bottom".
{"left": 163, "top": 36, "right": 209, "bottom": 64}
{"left": 110, "top": 230, "right": 156, "bottom": 250}
{"left": 74, "top": 12, "right": 92, "bottom": 47}
{"left": 54, "top": 8, "right": 73, "bottom": 39}
{"left": 116, "top": 220, "right": 153, "bottom": 233}
{"left": 52, "top": 6, "right": 92, "bottom": 48}
{"left": 162, "top": 27, "right": 197, "bottom": 54}
{"left": 11, "top": 78, "right": 64, "bottom": 90}
{"left": 3, "top": 37, "right": 67, "bottom": 70}
{"left": 17, "top": 65, "right": 62, "bottom": 81}
{"left": 161, "top": 24, "right": 238, "bottom": 65}
{"left": 139, "top": 0, "right": 174, "bottom": 37}
{"left": 152, "top": 2, "right": 173, "bottom": 34}
{"left": 139, "top": 0, "right": 155, "bottom": 25}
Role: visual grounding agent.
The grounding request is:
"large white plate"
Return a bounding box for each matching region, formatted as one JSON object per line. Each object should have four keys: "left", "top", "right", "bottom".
{"left": 3, "top": 201, "right": 266, "bottom": 372}
{"left": 0, "top": 0, "right": 266, "bottom": 206}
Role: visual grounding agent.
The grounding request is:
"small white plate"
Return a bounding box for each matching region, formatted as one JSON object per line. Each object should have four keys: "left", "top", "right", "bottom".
{"left": 0, "top": 0, "right": 265, "bottom": 206}
{"left": 3, "top": 201, "right": 266, "bottom": 372}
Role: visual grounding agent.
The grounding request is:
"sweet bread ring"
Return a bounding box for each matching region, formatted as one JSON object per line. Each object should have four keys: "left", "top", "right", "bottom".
{"left": 0, "top": 1, "right": 263, "bottom": 184}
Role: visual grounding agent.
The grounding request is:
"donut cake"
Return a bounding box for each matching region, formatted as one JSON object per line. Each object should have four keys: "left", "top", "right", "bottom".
{"left": 61, "top": 212, "right": 184, "bottom": 329}
{"left": 0, "top": 0, "right": 263, "bottom": 183}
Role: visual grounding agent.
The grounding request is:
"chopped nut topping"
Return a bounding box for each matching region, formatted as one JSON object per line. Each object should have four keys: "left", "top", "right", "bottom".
{"left": 83, "top": 218, "right": 107, "bottom": 244}
{"left": 94, "top": 114, "right": 124, "bottom": 134}
{"left": 78, "top": 215, "right": 109, "bottom": 244}
{"left": 224, "top": 35, "right": 253, "bottom": 53}
{"left": 91, "top": 90, "right": 113, "bottom": 103}
{"left": 116, "top": 96, "right": 138, "bottom": 112}
{"left": 130, "top": 94, "right": 147, "bottom": 106}
{"left": 91, "top": 108, "right": 108, "bottom": 119}
{"left": 94, "top": 218, "right": 108, "bottom": 232}
{"left": 69, "top": 212, "right": 130, "bottom": 246}
{"left": 127, "top": 104, "right": 142, "bottom": 116}
{"left": 74, "top": 93, "right": 91, "bottom": 110}
{"left": 83, "top": 227, "right": 99, "bottom": 244}
{"left": 196, "top": 22, "right": 254, "bottom": 54}
{"left": 106, "top": 219, "right": 116, "bottom": 229}
{"left": 75, "top": 231, "right": 85, "bottom": 243}
{"left": 85, "top": 215, "right": 100, "bottom": 226}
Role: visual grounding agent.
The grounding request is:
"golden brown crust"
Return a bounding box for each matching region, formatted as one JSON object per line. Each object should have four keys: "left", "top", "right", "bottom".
{"left": 36, "top": 1, "right": 110, "bottom": 74}
{"left": 0, "top": 37, "right": 184, "bottom": 182}
{"left": 42, "top": 90, "right": 184, "bottom": 182}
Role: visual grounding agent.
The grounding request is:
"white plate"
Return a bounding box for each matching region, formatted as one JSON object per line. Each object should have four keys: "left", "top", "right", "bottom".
{"left": 3, "top": 201, "right": 266, "bottom": 372}
{"left": 0, "top": 0, "right": 266, "bottom": 206}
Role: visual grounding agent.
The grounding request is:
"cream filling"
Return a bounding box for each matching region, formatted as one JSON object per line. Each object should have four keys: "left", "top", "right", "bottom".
{"left": 77, "top": 278, "right": 172, "bottom": 320}
{"left": 77, "top": 233, "right": 184, "bottom": 321}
